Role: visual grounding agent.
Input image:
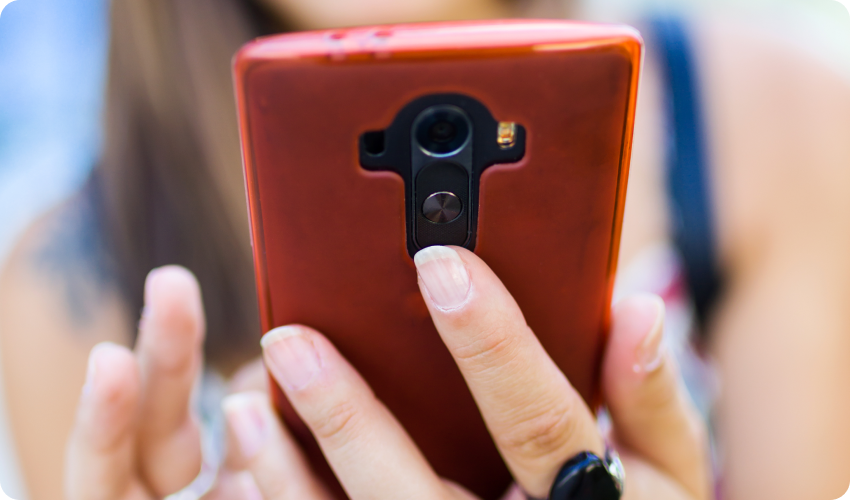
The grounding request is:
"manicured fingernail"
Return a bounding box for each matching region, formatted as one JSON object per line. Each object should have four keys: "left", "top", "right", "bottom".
{"left": 223, "top": 393, "right": 268, "bottom": 460}
{"left": 261, "top": 326, "right": 322, "bottom": 391}
{"left": 413, "top": 246, "right": 471, "bottom": 310}
{"left": 633, "top": 294, "right": 666, "bottom": 373}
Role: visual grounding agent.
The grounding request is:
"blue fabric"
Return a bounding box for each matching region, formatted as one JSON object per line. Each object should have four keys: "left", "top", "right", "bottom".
{"left": 650, "top": 17, "right": 723, "bottom": 331}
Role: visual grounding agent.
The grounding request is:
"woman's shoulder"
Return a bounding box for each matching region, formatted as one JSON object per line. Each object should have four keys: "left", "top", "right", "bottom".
{"left": 0, "top": 190, "right": 132, "bottom": 498}
{"left": 0, "top": 190, "right": 131, "bottom": 340}
{"left": 694, "top": 13, "right": 850, "bottom": 263}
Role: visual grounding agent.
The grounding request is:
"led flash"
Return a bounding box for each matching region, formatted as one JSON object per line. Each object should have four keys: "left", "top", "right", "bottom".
{"left": 497, "top": 122, "right": 516, "bottom": 149}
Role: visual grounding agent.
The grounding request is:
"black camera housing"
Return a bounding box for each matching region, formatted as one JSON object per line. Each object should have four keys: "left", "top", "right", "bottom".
{"left": 359, "top": 93, "right": 526, "bottom": 257}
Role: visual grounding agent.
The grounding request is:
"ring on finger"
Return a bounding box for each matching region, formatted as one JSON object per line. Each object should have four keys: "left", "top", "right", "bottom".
{"left": 526, "top": 447, "right": 625, "bottom": 500}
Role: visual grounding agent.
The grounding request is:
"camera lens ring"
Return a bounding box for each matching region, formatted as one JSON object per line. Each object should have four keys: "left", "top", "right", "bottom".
{"left": 413, "top": 105, "right": 472, "bottom": 157}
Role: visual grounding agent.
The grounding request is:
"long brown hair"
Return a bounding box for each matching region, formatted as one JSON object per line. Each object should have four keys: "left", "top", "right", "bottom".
{"left": 91, "top": 0, "right": 550, "bottom": 372}
{"left": 95, "top": 0, "right": 278, "bottom": 373}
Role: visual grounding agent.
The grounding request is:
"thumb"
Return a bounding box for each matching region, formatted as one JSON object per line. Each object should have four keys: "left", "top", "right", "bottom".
{"left": 602, "top": 294, "right": 711, "bottom": 500}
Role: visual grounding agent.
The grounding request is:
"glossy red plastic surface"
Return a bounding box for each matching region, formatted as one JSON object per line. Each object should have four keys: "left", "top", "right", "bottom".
{"left": 234, "top": 20, "right": 642, "bottom": 499}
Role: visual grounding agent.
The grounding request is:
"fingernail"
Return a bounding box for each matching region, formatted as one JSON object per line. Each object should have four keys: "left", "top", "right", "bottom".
{"left": 223, "top": 393, "right": 268, "bottom": 460}
{"left": 633, "top": 295, "right": 666, "bottom": 374}
{"left": 261, "top": 326, "right": 322, "bottom": 391}
{"left": 413, "top": 246, "right": 471, "bottom": 310}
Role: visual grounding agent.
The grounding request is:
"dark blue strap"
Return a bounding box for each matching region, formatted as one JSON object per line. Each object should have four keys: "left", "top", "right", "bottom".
{"left": 650, "top": 17, "right": 723, "bottom": 332}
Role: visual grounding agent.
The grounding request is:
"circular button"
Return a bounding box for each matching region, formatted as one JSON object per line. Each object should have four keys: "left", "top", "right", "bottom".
{"left": 422, "top": 191, "right": 462, "bottom": 224}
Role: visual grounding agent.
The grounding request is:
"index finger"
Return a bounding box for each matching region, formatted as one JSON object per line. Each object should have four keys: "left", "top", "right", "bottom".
{"left": 65, "top": 343, "right": 149, "bottom": 500}
{"left": 134, "top": 267, "right": 204, "bottom": 495}
{"left": 413, "top": 246, "right": 604, "bottom": 498}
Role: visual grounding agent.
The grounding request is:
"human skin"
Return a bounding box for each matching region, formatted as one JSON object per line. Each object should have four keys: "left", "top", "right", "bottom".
{"left": 0, "top": 0, "right": 849, "bottom": 498}
{"left": 64, "top": 257, "right": 710, "bottom": 500}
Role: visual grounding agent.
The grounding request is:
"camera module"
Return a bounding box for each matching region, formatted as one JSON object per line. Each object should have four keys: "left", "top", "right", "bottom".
{"left": 414, "top": 105, "right": 471, "bottom": 156}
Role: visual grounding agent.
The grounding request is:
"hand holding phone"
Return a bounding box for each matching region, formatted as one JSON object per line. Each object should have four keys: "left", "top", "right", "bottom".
{"left": 235, "top": 19, "right": 647, "bottom": 497}
{"left": 222, "top": 248, "right": 711, "bottom": 500}
{"left": 62, "top": 261, "right": 709, "bottom": 500}
{"left": 61, "top": 20, "right": 711, "bottom": 500}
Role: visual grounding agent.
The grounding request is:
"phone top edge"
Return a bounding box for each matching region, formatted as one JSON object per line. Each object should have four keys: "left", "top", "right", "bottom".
{"left": 234, "top": 19, "right": 643, "bottom": 66}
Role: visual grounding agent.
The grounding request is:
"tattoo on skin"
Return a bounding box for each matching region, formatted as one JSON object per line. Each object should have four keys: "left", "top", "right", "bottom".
{"left": 31, "top": 191, "right": 120, "bottom": 329}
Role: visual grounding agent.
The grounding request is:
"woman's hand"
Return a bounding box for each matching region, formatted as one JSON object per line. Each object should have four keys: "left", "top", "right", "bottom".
{"left": 65, "top": 266, "right": 206, "bottom": 499}
{"left": 65, "top": 246, "right": 712, "bottom": 499}
{"left": 223, "top": 246, "right": 712, "bottom": 500}
{"left": 64, "top": 266, "right": 265, "bottom": 500}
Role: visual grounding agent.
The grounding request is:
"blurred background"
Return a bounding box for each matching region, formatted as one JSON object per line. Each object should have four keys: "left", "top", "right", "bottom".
{"left": 0, "top": 0, "right": 847, "bottom": 497}
{"left": 0, "top": 0, "right": 107, "bottom": 495}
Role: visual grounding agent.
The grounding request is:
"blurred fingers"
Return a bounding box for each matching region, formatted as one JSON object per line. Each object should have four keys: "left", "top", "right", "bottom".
{"left": 619, "top": 455, "right": 696, "bottom": 500}
{"left": 135, "top": 266, "right": 205, "bottom": 495}
{"left": 201, "top": 470, "right": 263, "bottom": 500}
{"left": 602, "top": 294, "right": 711, "bottom": 500}
{"left": 65, "top": 343, "right": 149, "bottom": 500}
{"left": 261, "top": 325, "right": 456, "bottom": 500}
{"left": 413, "top": 246, "right": 603, "bottom": 498}
{"left": 227, "top": 357, "right": 268, "bottom": 394}
{"left": 222, "top": 391, "right": 330, "bottom": 499}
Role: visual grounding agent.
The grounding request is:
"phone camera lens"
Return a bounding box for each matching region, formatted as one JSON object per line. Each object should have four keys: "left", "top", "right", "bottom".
{"left": 429, "top": 121, "right": 456, "bottom": 144}
{"left": 415, "top": 106, "right": 470, "bottom": 156}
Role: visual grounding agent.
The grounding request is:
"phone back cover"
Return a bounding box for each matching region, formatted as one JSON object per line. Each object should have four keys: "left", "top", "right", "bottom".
{"left": 235, "top": 20, "right": 642, "bottom": 499}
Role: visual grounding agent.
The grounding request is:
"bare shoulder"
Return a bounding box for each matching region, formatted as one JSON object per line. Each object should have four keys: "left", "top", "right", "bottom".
{"left": 695, "top": 14, "right": 850, "bottom": 269}
{"left": 690, "top": 16, "right": 850, "bottom": 498}
{"left": 0, "top": 194, "right": 131, "bottom": 498}
{"left": 0, "top": 194, "right": 131, "bottom": 338}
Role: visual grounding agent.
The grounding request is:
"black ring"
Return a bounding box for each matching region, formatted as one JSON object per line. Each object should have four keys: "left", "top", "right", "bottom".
{"left": 526, "top": 448, "right": 624, "bottom": 500}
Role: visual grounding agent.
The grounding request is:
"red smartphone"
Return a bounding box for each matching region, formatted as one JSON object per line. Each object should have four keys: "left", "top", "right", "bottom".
{"left": 234, "top": 20, "right": 641, "bottom": 499}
